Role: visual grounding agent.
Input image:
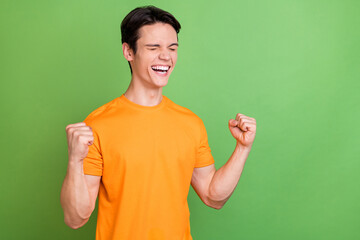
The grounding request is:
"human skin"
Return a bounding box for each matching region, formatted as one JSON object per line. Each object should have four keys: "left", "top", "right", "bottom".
{"left": 122, "top": 22, "right": 178, "bottom": 106}
{"left": 60, "top": 122, "right": 98, "bottom": 229}
{"left": 60, "top": 19, "right": 257, "bottom": 230}
{"left": 122, "top": 22, "right": 258, "bottom": 210}
{"left": 191, "top": 114, "right": 256, "bottom": 209}
{"left": 60, "top": 22, "right": 180, "bottom": 229}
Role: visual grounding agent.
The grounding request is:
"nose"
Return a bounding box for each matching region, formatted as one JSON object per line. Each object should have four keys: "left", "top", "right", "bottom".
{"left": 159, "top": 49, "right": 170, "bottom": 61}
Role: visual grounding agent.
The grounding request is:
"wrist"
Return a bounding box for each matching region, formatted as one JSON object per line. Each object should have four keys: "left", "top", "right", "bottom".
{"left": 235, "top": 142, "right": 252, "bottom": 153}
{"left": 68, "top": 153, "right": 84, "bottom": 163}
{"left": 67, "top": 160, "right": 84, "bottom": 175}
{"left": 68, "top": 156, "right": 84, "bottom": 168}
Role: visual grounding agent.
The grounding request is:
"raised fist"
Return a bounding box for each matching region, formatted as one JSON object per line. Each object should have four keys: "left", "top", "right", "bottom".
{"left": 65, "top": 122, "right": 94, "bottom": 163}
{"left": 228, "top": 113, "right": 256, "bottom": 149}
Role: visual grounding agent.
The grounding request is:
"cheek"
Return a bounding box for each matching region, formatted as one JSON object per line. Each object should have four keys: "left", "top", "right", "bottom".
{"left": 137, "top": 52, "right": 153, "bottom": 66}
{"left": 172, "top": 53, "right": 178, "bottom": 65}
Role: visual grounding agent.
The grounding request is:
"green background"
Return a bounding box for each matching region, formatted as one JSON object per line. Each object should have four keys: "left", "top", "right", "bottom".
{"left": 1, "top": 0, "right": 359, "bottom": 239}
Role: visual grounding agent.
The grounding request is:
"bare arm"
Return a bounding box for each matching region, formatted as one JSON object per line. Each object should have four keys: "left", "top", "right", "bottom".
{"left": 191, "top": 144, "right": 250, "bottom": 209}
{"left": 60, "top": 161, "right": 100, "bottom": 229}
{"left": 191, "top": 114, "right": 256, "bottom": 209}
{"left": 60, "top": 122, "right": 101, "bottom": 229}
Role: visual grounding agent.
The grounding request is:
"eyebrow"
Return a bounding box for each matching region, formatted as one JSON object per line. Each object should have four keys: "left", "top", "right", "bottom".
{"left": 145, "top": 43, "right": 179, "bottom": 47}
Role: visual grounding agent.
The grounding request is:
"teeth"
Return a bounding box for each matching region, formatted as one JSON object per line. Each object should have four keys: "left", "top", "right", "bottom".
{"left": 151, "top": 65, "right": 170, "bottom": 71}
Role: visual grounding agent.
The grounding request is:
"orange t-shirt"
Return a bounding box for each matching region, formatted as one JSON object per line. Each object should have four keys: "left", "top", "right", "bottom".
{"left": 83, "top": 94, "right": 215, "bottom": 240}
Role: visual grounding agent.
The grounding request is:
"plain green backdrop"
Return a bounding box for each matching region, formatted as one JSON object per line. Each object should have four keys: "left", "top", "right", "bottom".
{"left": 1, "top": 0, "right": 359, "bottom": 239}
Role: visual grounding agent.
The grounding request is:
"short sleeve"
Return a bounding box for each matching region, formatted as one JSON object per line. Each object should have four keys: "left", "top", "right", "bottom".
{"left": 194, "top": 119, "right": 215, "bottom": 168}
{"left": 83, "top": 119, "right": 103, "bottom": 176}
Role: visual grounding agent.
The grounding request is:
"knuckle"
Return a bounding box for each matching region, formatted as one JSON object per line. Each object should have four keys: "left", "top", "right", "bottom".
{"left": 65, "top": 124, "right": 73, "bottom": 132}
{"left": 68, "top": 128, "right": 75, "bottom": 134}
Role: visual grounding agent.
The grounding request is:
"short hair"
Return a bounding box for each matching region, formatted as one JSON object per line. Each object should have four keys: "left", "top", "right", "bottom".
{"left": 120, "top": 5, "right": 181, "bottom": 74}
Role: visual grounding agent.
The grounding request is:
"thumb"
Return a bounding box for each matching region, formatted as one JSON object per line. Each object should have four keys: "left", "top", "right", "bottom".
{"left": 229, "top": 119, "right": 238, "bottom": 127}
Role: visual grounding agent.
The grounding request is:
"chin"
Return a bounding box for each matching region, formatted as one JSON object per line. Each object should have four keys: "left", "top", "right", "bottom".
{"left": 149, "top": 72, "right": 171, "bottom": 88}
{"left": 153, "top": 78, "right": 169, "bottom": 88}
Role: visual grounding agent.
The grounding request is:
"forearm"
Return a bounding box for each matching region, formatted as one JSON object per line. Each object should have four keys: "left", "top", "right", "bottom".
{"left": 208, "top": 143, "right": 251, "bottom": 208}
{"left": 60, "top": 160, "right": 92, "bottom": 229}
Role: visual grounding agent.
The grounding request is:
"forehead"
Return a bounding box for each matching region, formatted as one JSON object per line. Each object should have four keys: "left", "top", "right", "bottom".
{"left": 137, "top": 22, "right": 178, "bottom": 44}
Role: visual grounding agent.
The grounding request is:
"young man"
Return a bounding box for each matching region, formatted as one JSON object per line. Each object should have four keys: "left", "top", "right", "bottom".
{"left": 60, "top": 5, "right": 256, "bottom": 240}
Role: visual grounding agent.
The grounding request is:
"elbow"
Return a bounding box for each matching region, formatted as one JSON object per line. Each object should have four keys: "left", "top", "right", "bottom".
{"left": 205, "top": 188, "right": 230, "bottom": 210}
{"left": 208, "top": 204, "right": 223, "bottom": 210}
{"left": 64, "top": 215, "right": 89, "bottom": 229}
{"left": 61, "top": 202, "right": 94, "bottom": 229}
{"left": 67, "top": 223, "right": 81, "bottom": 230}
{"left": 208, "top": 201, "right": 224, "bottom": 210}
{"left": 64, "top": 218, "right": 86, "bottom": 229}
{"left": 205, "top": 196, "right": 225, "bottom": 210}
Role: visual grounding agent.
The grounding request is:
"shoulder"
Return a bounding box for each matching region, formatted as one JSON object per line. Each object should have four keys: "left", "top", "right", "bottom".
{"left": 83, "top": 97, "right": 119, "bottom": 126}
{"left": 165, "top": 96, "right": 208, "bottom": 143}
{"left": 165, "top": 96, "right": 205, "bottom": 126}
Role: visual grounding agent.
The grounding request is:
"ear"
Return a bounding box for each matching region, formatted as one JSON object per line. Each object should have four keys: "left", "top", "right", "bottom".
{"left": 122, "top": 42, "right": 134, "bottom": 61}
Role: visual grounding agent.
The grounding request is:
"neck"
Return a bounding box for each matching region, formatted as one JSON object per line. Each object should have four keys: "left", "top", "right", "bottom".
{"left": 124, "top": 78, "right": 163, "bottom": 107}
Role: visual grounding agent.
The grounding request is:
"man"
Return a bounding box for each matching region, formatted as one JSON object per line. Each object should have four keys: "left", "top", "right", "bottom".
{"left": 60, "top": 5, "right": 256, "bottom": 240}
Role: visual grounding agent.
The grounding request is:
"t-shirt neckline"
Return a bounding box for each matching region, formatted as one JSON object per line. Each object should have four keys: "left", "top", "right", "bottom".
{"left": 119, "top": 94, "right": 167, "bottom": 111}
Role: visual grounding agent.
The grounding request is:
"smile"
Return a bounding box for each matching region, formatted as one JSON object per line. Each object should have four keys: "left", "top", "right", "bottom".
{"left": 151, "top": 65, "right": 170, "bottom": 73}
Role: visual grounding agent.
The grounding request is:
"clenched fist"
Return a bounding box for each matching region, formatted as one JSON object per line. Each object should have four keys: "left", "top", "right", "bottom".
{"left": 65, "top": 122, "right": 94, "bottom": 163}
{"left": 228, "top": 113, "right": 256, "bottom": 149}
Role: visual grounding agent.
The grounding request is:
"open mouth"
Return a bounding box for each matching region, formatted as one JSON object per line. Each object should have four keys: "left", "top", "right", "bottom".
{"left": 151, "top": 65, "right": 170, "bottom": 74}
